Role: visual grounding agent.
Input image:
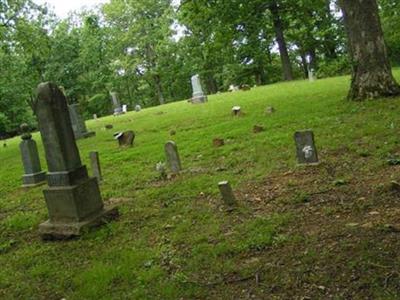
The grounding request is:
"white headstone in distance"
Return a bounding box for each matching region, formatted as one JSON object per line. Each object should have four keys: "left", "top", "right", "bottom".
{"left": 308, "top": 68, "right": 316, "bottom": 82}
{"left": 122, "top": 105, "right": 128, "bottom": 113}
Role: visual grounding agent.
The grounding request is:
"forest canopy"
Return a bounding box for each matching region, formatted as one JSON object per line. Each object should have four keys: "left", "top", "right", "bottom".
{"left": 0, "top": 0, "right": 399, "bottom": 137}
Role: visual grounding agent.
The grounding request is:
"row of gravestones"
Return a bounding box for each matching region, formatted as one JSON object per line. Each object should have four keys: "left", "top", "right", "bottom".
{"left": 19, "top": 81, "right": 318, "bottom": 240}
{"left": 109, "top": 92, "right": 142, "bottom": 117}
{"left": 189, "top": 70, "right": 316, "bottom": 105}
{"left": 164, "top": 131, "right": 318, "bottom": 206}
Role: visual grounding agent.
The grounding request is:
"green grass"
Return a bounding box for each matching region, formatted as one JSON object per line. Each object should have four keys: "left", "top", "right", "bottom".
{"left": 1, "top": 71, "right": 400, "bottom": 299}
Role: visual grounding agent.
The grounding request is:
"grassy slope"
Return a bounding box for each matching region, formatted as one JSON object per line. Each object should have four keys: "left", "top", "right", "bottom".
{"left": 1, "top": 71, "right": 400, "bottom": 299}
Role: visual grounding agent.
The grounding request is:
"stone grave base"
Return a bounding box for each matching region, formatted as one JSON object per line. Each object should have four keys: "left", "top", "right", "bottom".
{"left": 191, "top": 95, "right": 208, "bottom": 104}
{"left": 22, "top": 171, "right": 46, "bottom": 188}
{"left": 39, "top": 177, "right": 118, "bottom": 239}
{"left": 39, "top": 205, "right": 119, "bottom": 240}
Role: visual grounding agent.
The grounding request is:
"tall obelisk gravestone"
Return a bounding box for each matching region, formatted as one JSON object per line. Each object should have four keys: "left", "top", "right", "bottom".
{"left": 35, "top": 82, "right": 118, "bottom": 239}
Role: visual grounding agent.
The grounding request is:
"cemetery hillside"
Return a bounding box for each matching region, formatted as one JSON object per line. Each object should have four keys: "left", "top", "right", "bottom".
{"left": 2, "top": 71, "right": 400, "bottom": 298}
{"left": 2, "top": 0, "right": 400, "bottom": 299}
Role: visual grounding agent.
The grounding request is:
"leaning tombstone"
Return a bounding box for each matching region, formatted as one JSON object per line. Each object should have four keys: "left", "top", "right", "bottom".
{"left": 294, "top": 130, "right": 319, "bottom": 165}
{"left": 35, "top": 82, "right": 118, "bottom": 239}
{"left": 114, "top": 131, "right": 135, "bottom": 147}
{"left": 165, "top": 141, "right": 182, "bottom": 174}
{"left": 218, "top": 181, "right": 237, "bottom": 206}
{"left": 191, "top": 74, "right": 208, "bottom": 104}
{"left": 89, "top": 151, "right": 102, "bottom": 182}
{"left": 232, "top": 106, "right": 241, "bottom": 116}
{"left": 110, "top": 91, "right": 123, "bottom": 115}
{"left": 19, "top": 123, "right": 46, "bottom": 187}
{"left": 68, "top": 104, "right": 95, "bottom": 140}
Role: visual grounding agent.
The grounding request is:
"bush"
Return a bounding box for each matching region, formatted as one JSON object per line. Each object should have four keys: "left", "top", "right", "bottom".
{"left": 317, "top": 56, "right": 351, "bottom": 78}
{"left": 85, "top": 93, "right": 112, "bottom": 118}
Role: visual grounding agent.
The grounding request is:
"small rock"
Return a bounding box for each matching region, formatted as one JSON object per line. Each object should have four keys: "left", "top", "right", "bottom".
{"left": 383, "top": 224, "right": 400, "bottom": 232}
{"left": 333, "top": 179, "right": 347, "bottom": 186}
{"left": 213, "top": 138, "right": 225, "bottom": 147}
{"left": 346, "top": 223, "right": 359, "bottom": 227}
{"left": 253, "top": 125, "right": 265, "bottom": 133}
{"left": 390, "top": 181, "right": 400, "bottom": 191}
{"left": 265, "top": 106, "right": 275, "bottom": 114}
{"left": 240, "top": 84, "right": 251, "bottom": 91}
{"left": 216, "top": 166, "right": 227, "bottom": 172}
{"left": 368, "top": 211, "right": 380, "bottom": 216}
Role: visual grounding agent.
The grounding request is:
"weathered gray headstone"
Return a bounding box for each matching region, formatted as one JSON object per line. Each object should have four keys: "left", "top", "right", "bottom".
{"left": 165, "top": 141, "right": 181, "bottom": 174}
{"left": 19, "top": 123, "right": 46, "bottom": 187}
{"left": 90, "top": 151, "right": 102, "bottom": 182}
{"left": 114, "top": 131, "right": 135, "bottom": 147}
{"left": 110, "top": 92, "right": 123, "bottom": 115}
{"left": 218, "top": 181, "right": 236, "bottom": 206}
{"left": 68, "top": 104, "right": 95, "bottom": 140}
{"left": 294, "top": 130, "right": 319, "bottom": 165}
{"left": 135, "top": 104, "right": 142, "bottom": 112}
{"left": 93, "top": 114, "right": 98, "bottom": 120}
{"left": 35, "top": 82, "right": 118, "bottom": 239}
{"left": 191, "top": 74, "right": 208, "bottom": 104}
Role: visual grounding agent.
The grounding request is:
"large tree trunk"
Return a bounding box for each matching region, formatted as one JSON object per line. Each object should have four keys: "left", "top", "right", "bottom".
{"left": 269, "top": 1, "right": 294, "bottom": 81}
{"left": 338, "top": 0, "right": 400, "bottom": 100}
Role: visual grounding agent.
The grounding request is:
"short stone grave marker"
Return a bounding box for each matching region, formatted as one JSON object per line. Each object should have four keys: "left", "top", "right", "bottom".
{"left": 218, "top": 181, "right": 237, "bottom": 206}
{"left": 294, "top": 130, "right": 319, "bottom": 165}
{"left": 165, "top": 141, "right": 182, "bottom": 174}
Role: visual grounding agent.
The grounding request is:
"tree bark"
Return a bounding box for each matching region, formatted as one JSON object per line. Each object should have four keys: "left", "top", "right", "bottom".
{"left": 153, "top": 74, "right": 165, "bottom": 105}
{"left": 269, "top": 0, "right": 294, "bottom": 81}
{"left": 338, "top": 0, "right": 400, "bottom": 100}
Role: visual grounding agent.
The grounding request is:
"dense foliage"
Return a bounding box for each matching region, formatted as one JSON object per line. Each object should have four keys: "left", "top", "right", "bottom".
{"left": 0, "top": 0, "right": 399, "bottom": 137}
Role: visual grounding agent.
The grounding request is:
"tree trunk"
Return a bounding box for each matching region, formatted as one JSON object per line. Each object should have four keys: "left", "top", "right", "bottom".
{"left": 338, "top": 0, "right": 400, "bottom": 100}
{"left": 205, "top": 74, "right": 218, "bottom": 94}
{"left": 300, "top": 52, "right": 308, "bottom": 78}
{"left": 269, "top": 1, "right": 294, "bottom": 81}
{"left": 153, "top": 74, "right": 165, "bottom": 105}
